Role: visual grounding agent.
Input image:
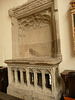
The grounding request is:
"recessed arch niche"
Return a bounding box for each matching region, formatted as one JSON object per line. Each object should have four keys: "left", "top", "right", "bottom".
{"left": 9, "top": 0, "right": 61, "bottom": 59}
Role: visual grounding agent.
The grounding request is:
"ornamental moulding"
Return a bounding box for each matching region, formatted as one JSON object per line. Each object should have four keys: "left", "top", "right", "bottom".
{"left": 9, "top": 0, "right": 53, "bottom": 19}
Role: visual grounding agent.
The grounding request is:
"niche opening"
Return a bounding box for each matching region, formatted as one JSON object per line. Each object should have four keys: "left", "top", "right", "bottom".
{"left": 37, "top": 73, "right": 42, "bottom": 87}
{"left": 45, "top": 74, "right": 52, "bottom": 89}
{"left": 17, "top": 71, "right": 20, "bottom": 83}
{"left": 23, "top": 71, "right": 27, "bottom": 83}
{"left": 29, "top": 72, "right": 34, "bottom": 85}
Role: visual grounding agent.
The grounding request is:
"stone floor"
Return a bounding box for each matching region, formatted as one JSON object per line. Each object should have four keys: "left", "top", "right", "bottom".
{"left": 0, "top": 92, "right": 23, "bottom": 100}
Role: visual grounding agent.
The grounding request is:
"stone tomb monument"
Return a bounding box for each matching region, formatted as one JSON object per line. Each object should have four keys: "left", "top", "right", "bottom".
{"left": 5, "top": 0, "right": 62, "bottom": 100}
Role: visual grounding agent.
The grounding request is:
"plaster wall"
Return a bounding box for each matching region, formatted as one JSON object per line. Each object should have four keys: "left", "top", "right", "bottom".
{"left": 0, "top": 0, "right": 27, "bottom": 66}
{"left": 58, "top": 0, "right": 75, "bottom": 72}
{"left": 0, "top": 0, "right": 75, "bottom": 73}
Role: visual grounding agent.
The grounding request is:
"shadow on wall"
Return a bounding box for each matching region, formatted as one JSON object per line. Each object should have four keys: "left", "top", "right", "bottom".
{"left": 67, "top": 9, "right": 74, "bottom": 56}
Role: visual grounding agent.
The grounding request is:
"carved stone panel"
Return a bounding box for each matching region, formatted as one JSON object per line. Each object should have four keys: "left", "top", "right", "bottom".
{"left": 17, "top": 9, "right": 52, "bottom": 58}
{"left": 9, "top": 0, "right": 62, "bottom": 59}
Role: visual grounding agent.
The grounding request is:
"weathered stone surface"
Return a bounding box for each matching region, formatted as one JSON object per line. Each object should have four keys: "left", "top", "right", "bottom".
{"left": 5, "top": 0, "right": 62, "bottom": 100}
{"left": 5, "top": 59, "right": 62, "bottom": 100}
{"left": 9, "top": 0, "right": 62, "bottom": 59}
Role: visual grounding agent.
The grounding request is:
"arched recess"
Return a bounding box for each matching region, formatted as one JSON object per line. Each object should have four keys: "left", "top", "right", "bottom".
{"left": 29, "top": 68, "right": 34, "bottom": 85}
{"left": 8, "top": 0, "right": 62, "bottom": 59}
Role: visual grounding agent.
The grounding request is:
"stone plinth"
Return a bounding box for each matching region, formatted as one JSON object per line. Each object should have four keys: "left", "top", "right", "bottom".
{"left": 5, "top": 58, "right": 62, "bottom": 100}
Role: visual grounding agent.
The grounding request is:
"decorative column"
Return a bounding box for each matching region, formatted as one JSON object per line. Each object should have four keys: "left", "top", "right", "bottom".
{"left": 8, "top": 67, "right": 12, "bottom": 85}
{"left": 42, "top": 70, "right": 45, "bottom": 91}
{"left": 26, "top": 68, "right": 30, "bottom": 87}
{"left": 34, "top": 70, "right": 37, "bottom": 88}
{"left": 14, "top": 69, "right": 18, "bottom": 85}
{"left": 20, "top": 70, "right": 23, "bottom": 85}
{"left": 52, "top": 67, "right": 56, "bottom": 94}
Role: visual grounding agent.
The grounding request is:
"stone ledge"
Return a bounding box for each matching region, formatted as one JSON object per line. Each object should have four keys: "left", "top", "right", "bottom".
{"left": 5, "top": 57, "right": 62, "bottom": 65}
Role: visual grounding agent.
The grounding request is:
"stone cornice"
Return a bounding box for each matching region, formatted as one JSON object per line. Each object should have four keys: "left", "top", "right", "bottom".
{"left": 8, "top": 0, "right": 53, "bottom": 19}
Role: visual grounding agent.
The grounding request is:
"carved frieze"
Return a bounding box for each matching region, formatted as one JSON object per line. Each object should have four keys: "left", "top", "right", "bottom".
{"left": 18, "top": 9, "right": 52, "bottom": 30}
